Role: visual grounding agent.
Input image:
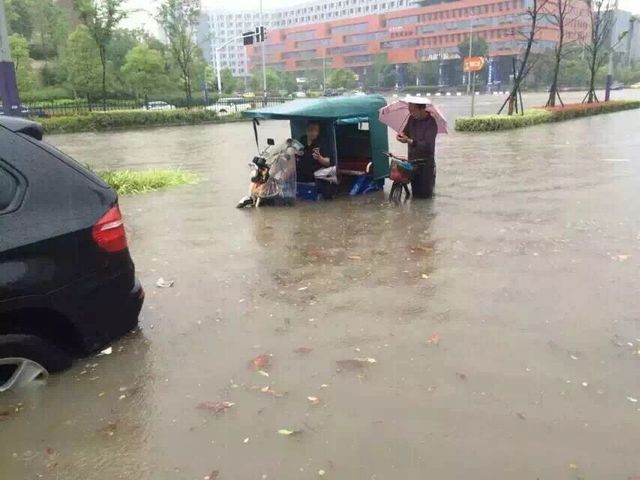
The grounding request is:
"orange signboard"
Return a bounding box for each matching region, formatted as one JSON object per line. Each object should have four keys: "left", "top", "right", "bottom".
{"left": 464, "top": 56, "right": 486, "bottom": 73}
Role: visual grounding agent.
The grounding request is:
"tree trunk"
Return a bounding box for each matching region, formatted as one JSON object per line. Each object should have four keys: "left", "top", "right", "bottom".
{"left": 547, "top": 8, "right": 565, "bottom": 108}
{"left": 100, "top": 46, "right": 107, "bottom": 112}
{"left": 547, "top": 52, "right": 562, "bottom": 107}
{"left": 587, "top": 48, "right": 598, "bottom": 103}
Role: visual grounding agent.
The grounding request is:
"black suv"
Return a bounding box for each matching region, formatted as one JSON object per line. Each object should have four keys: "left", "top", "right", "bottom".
{"left": 0, "top": 116, "right": 144, "bottom": 392}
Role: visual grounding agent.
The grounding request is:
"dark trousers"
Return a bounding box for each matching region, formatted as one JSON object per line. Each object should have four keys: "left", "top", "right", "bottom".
{"left": 411, "top": 157, "right": 436, "bottom": 199}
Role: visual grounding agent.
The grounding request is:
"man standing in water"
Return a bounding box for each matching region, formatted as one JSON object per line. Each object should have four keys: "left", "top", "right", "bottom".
{"left": 396, "top": 103, "right": 438, "bottom": 198}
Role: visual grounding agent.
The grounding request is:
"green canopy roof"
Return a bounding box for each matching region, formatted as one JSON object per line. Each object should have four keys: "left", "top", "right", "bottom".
{"left": 243, "top": 95, "right": 387, "bottom": 120}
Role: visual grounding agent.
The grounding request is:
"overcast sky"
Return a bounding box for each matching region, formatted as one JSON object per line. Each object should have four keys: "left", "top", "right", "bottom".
{"left": 208, "top": 0, "right": 640, "bottom": 13}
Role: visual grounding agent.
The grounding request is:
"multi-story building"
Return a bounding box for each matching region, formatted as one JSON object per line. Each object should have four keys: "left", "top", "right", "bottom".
{"left": 197, "top": 0, "right": 414, "bottom": 78}
{"left": 609, "top": 9, "right": 640, "bottom": 66}
{"left": 246, "top": 0, "right": 591, "bottom": 87}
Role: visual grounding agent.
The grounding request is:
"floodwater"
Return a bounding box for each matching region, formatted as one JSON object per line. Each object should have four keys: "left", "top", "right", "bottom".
{"left": 2, "top": 91, "right": 640, "bottom": 480}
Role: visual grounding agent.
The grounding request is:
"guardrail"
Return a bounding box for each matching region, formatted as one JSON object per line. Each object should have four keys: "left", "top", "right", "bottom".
{"left": 19, "top": 97, "right": 290, "bottom": 118}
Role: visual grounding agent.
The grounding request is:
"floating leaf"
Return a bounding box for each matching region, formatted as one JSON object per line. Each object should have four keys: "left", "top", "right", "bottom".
{"left": 249, "top": 354, "right": 271, "bottom": 370}
{"left": 294, "top": 347, "right": 313, "bottom": 354}
{"left": 258, "top": 370, "right": 270, "bottom": 377}
{"left": 427, "top": 334, "right": 440, "bottom": 345}
{"left": 197, "top": 401, "right": 235, "bottom": 413}
{"left": 98, "top": 347, "right": 113, "bottom": 356}
{"left": 278, "top": 429, "right": 302, "bottom": 436}
{"left": 298, "top": 286, "right": 309, "bottom": 291}
{"left": 348, "top": 256, "right": 362, "bottom": 260}
{"left": 421, "top": 274, "right": 430, "bottom": 280}
{"left": 627, "top": 396, "right": 639, "bottom": 403}
{"left": 336, "top": 358, "right": 377, "bottom": 371}
{"left": 307, "top": 396, "right": 321, "bottom": 405}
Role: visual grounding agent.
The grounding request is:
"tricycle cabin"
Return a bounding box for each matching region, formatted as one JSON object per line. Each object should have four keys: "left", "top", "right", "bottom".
{"left": 242, "top": 96, "right": 390, "bottom": 197}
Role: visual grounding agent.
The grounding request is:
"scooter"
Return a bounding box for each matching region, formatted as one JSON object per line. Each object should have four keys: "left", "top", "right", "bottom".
{"left": 237, "top": 138, "right": 304, "bottom": 208}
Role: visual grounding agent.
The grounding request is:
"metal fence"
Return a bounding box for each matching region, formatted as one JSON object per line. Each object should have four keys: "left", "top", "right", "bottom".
{"left": 20, "top": 97, "right": 291, "bottom": 118}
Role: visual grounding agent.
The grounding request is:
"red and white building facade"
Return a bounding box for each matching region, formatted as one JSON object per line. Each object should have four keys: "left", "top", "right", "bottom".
{"left": 246, "top": 0, "right": 591, "bottom": 87}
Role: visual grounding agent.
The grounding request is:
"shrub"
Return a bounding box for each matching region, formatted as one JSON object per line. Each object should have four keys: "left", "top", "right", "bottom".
{"left": 96, "top": 169, "right": 199, "bottom": 195}
{"left": 41, "top": 109, "right": 244, "bottom": 134}
{"left": 455, "top": 109, "right": 551, "bottom": 132}
{"left": 455, "top": 101, "right": 640, "bottom": 132}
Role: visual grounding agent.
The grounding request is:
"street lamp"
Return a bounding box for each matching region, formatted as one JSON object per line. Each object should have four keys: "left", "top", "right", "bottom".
{"left": 260, "top": 0, "right": 267, "bottom": 99}
{"left": 0, "top": 0, "right": 21, "bottom": 115}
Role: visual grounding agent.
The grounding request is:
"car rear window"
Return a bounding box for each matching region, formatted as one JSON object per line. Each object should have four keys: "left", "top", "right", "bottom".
{"left": 0, "top": 166, "right": 17, "bottom": 211}
{"left": 21, "top": 135, "right": 111, "bottom": 190}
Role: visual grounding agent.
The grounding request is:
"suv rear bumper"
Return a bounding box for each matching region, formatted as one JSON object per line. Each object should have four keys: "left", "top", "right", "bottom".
{"left": 52, "top": 272, "right": 144, "bottom": 355}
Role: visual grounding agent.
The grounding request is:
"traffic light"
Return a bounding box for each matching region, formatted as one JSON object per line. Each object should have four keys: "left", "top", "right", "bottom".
{"left": 259, "top": 26, "right": 267, "bottom": 43}
{"left": 243, "top": 31, "right": 255, "bottom": 46}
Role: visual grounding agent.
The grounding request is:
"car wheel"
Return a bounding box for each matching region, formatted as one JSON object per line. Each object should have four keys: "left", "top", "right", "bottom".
{"left": 0, "top": 334, "right": 71, "bottom": 392}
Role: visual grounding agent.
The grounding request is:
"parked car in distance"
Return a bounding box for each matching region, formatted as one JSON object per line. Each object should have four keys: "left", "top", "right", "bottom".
{"left": 630, "top": 82, "right": 640, "bottom": 89}
{"left": 143, "top": 101, "right": 176, "bottom": 111}
{"left": 610, "top": 82, "right": 624, "bottom": 91}
{"left": 0, "top": 116, "right": 144, "bottom": 392}
{"left": 206, "top": 97, "right": 253, "bottom": 115}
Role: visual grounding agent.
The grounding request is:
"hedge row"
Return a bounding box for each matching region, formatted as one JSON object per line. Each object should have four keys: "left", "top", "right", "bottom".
{"left": 41, "top": 109, "right": 245, "bottom": 134}
{"left": 455, "top": 100, "right": 640, "bottom": 132}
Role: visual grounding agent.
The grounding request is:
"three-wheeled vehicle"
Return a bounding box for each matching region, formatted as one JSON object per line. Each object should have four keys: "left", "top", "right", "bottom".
{"left": 238, "top": 95, "right": 390, "bottom": 206}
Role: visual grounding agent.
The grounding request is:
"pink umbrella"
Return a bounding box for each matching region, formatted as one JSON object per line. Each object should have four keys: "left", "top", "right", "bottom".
{"left": 378, "top": 96, "right": 448, "bottom": 134}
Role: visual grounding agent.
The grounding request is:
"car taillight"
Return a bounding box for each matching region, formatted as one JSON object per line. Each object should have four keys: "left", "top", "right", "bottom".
{"left": 92, "top": 205, "right": 128, "bottom": 253}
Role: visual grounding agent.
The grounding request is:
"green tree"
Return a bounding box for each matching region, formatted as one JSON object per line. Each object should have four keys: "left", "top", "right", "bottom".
{"left": 278, "top": 71, "right": 298, "bottom": 94}
{"left": 64, "top": 26, "right": 103, "bottom": 101}
{"left": 30, "top": 0, "right": 69, "bottom": 62}
{"left": 121, "top": 44, "right": 165, "bottom": 98}
{"left": 74, "top": 0, "right": 128, "bottom": 109}
{"left": 220, "top": 67, "right": 237, "bottom": 94}
{"left": 108, "top": 29, "right": 143, "bottom": 72}
{"left": 250, "top": 68, "right": 280, "bottom": 93}
{"left": 407, "top": 61, "right": 439, "bottom": 86}
{"left": 328, "top": 68, "right": 357, "bottom": 89}
{"left": 368, "top": 53, "right": 389, "bottom": 88}
{"left": 584, "top": 0, "right": 617, "bottom": 103}
{"left": 156, "top": 0, "right": 201, "bottom": 106}
{"left": 457, "top": 36, "right": 489, "bottom": 58}
{"left": 9, "top": 34, "right": 33, "bottom": 92}
{"left": 5, "top": 0, "right": 33, "bottom": 38}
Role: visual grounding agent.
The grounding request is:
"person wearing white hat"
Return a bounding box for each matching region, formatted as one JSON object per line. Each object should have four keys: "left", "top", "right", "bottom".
{"left": 396, "top": 103, "right": 438, "bottom": 198}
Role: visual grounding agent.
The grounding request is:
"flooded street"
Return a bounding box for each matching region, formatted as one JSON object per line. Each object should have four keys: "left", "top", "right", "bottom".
{"left": 2, "top": 92, "right": 640, "bottom": 479}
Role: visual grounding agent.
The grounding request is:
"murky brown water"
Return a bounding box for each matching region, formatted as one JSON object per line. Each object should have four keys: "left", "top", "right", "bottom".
{"left": 2, "top": 92, "right": 640, "bottom": 480}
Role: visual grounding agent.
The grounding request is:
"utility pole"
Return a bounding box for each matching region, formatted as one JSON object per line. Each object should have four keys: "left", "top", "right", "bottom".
{"left": 260, "top": 0, "right": 267, "bottom": 100}
{"left": 466, "top": 15, "right": 474, "bottom": 95}
{"left": 322, "top": 49, "right": 327, "bottom": 95}
{"left": 0, "top": 0, "right": 20, "bottom": 115}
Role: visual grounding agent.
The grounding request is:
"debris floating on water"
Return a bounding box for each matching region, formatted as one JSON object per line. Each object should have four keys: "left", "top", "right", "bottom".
{"left": 426, "top": 334, "right": 440, "bottom": 345}
{"left": 156, "top": 278, "right": 175, "bottom": 288}
{"left": 250, "top": 354, "right": 271, "bottom": 370}
{"left": 294, "top": 347, "right": 313, "bottom": 354}
{"left": 98, "top": 347, "right": 112, "bottom": 356}
{"left": 278, "top": 429, "right": 303, "bottom": 436}
{"left": 336, "top": 358, "right": 377, "bottom": 371}
{"left": 197, "top": 401, "right": 235, "bottom": 413}
{"left": 204, "top": 471, "right": 220, "bottom": 480}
